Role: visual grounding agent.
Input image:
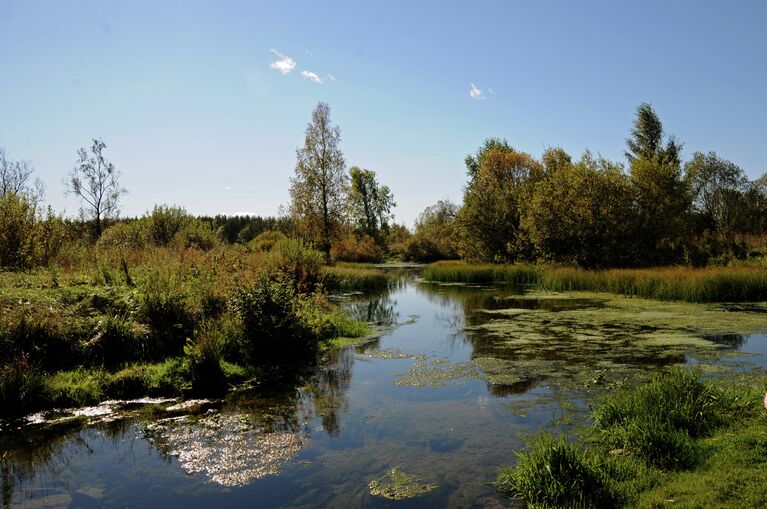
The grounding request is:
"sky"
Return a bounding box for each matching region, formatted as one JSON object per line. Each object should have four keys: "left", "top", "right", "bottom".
{"left": 1, "top": 0, "right": 766, "bottom": 227}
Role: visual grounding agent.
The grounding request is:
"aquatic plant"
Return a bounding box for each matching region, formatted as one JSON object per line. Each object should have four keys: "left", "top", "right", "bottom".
{"left": 368, "top": 467, "right": 437, "bottom": 500}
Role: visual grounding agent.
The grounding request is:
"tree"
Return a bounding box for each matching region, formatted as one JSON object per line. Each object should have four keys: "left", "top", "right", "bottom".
{"left": 685, "top": 151, "right": 748, "bottom": 238}
{"left": 404, "top": 200, "right": 460, "bottom": 262}
{"left": 626, "top": 104, "right": 690, "bottom": 263}
{"left": 65, "top": 138, "right": 126, "bottom": 237}
{"left": 458, "top": 139, "right": 543, "bottom": 262}
{"left": 289, "top": 103, "right": 347, "bottom": 261}
{"left": 625, "top": 103, "right": 682, "bottom": 166}
{"left": 0, "top": 148, "right": 43, "bottom": 203}
{"left": 348, "top": 166, "right": 395, "bottom": 246}
{"left": 523, "top": 151, "right": 637, "bottom": 267}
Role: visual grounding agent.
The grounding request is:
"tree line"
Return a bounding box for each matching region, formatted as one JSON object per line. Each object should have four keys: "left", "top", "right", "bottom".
{"left": 406, "top": 103, "right": 767, "bottom": 267}
{"left": 2, "top": 102, "right": 765, "bottom": 270}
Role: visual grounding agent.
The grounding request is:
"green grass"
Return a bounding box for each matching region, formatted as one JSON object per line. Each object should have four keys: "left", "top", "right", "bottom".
{"left": 423, "top": 261, "right": 767, "bottom": 303}
{"left": 495, "top": 369, "right": 767, "bottom": 508}
{"left": 321, "top": 264, "right": 390, "bottom": 292}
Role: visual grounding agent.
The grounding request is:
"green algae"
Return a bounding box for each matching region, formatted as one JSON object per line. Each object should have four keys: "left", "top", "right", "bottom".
{"left": 393, "top": 361, "right": 478, "bottom": 387}
{"left": 368, "top": 467, "right": 437, "bottom": 500}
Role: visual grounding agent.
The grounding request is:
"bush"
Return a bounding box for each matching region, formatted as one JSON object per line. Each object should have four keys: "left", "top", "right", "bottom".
{"left": 248, "top": 230, "right": 287, "bottom": 252}
{"left": 0, "top": 192, "right": 37, "bottom": 268}
{"left": 265, "top": 238, "right": 325, "bottom": 291}
{"left": 139, "top": 270, "right": 195, "bottom": 359}
{"left": 331, "top": 234, "right": 383, "bottom": 263}
{"left": 231, "top": 272, "right": 309, "bottom": 361}
{"left": 96, "top": 221, "right": 148, "bottom": 252}
{"left": 86, "top": 315, "right": 150, "bottom": 368}
{"left": 174, "top": 219, "right": 218, "bottom": 250}
{"left": 148, "top": 205, "right": 189, "bottom": 246}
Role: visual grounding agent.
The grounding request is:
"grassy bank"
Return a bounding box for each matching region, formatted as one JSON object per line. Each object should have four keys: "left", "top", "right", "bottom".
{"left": 495, "top": 369, "right": 767, "bottom": 508}
{"left": 0, "top": 240, "right": 377, "bottom": 417}
{"left": 423, "top": 261, "right": 767, "bottom": 302}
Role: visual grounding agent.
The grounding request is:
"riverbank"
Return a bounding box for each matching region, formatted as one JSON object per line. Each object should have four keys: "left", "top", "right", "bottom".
{"left": 0, "top": 243, "right": 387, "bottom": 417}
{"left": 422, "top": 261, "right": 767, "bottom": 303}
{"left": 495, "top": 369, "right": 767, "bottom": 508}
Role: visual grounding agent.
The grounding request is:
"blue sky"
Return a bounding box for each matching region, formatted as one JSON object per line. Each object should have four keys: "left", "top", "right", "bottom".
{"left": 1, "top": 0, "right": 766, "bottom": 226}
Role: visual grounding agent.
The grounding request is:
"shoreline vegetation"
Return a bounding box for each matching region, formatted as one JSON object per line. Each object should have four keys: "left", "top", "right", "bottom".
{"left": 0, "top": 239, "right": 388, "bottom": 418}
{"left": 422, "top": 261, "right": 767, "bottom": 303}
{"left": 494, "top": 369, "right": 767, "bottom": 509}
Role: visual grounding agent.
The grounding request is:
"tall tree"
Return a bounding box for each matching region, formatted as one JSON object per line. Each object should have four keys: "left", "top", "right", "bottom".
{"left": 458, "top": 139, "right": 543, "bottom": 262}
{"left": 626, "top": 104, "right": 690, "bottom": 263}
{"left": 625, "top": 102, "right": 682, "bottom": 166}
{"left": 289, "top": 102, "right": 347, "bottom": 261}
{"left": 65, "top": 138, "right": 126, "bottom": 237}
{"left": 0, "top": 148, "right": 43, "bottom": 203}
{"left": 348, "top": 166, "right": 395, "bottom": 245}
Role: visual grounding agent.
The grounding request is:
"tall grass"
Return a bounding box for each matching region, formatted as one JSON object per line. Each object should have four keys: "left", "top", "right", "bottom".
{"left": 423, "top": 261, "right": 767, "bottom": 302}
{"left": 321, "top": 265, "right": 390, "bottom": 292}
{"left": 422, "top": 261, "right": 540, "bottom": 285}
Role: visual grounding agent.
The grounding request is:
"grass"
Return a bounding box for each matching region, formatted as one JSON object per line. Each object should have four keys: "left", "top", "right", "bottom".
{"left": 495, "top": 369, "right": 767, "bottom": 508}
{"left": 423, "top": 261, "right": 767, "bottom": 302}
{"left": 321, "top": 264, "right": 390, "bottom": 292}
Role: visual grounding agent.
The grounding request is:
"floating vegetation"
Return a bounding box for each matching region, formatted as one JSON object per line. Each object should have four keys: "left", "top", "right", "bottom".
{"left": 368, "top": 467, "right": 437, "bottom": 500}
{"left": 142, "top": 413, "right": 305, "bottom": 486}
{"left": 393, "top": 361, "right": 478, "bottom": 387}
{"left": 362, "top": 348, "right": 427, "bottom": 361}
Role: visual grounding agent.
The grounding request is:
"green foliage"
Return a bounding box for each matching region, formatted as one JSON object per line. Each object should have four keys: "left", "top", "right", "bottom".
{"left": 348, "top": 166, "right": 395, "bottom": 246}
{"left": 495, "top": 435, "right": 623, "bottom": 508}
{"left": 459, "top": 139, "right": 543, "bottom": 262}
{"left": 139, "top": 269, "right": 195, "bottom": 358}
{"left": 0, "top": 192, "right": 37, "bottom": 268}
{"left": 148, "top": 205, "right": 189, "bottom": 246}
{"left": 523, "top": 151, "right": 637, "bottom": 268}
{"left": 264, "top": 238, "right": 325, "bottom": 291}
{"left": 173, "top": 218, "right": 218, "bottom": 250}
{"left": 403, "top": 200, "right": 460, "bottom": 262}
{"left": 248, "top": 230, "right": 287, "bottom": 252}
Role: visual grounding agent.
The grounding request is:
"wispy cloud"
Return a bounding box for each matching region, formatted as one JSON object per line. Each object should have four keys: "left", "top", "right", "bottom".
{"left": 469, "top": 83, "right": 484, "bottom": 100}
{"left": 269, "top": 49, "right": 296, "bottom": 74}
{"left": 302, "top": 70, "right": 323, "bottom": 84}
{"left": 326, "top": 73, "right": 337, "bottom": 82}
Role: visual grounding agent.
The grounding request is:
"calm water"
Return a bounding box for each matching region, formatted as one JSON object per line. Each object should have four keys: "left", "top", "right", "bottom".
{"left": 2, "top": 275, "right": 766, "bottom": 509}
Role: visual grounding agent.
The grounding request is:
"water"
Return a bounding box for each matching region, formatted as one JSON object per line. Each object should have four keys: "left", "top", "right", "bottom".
{"left": 3, "top": 276, "right": 766, "bottom": 508}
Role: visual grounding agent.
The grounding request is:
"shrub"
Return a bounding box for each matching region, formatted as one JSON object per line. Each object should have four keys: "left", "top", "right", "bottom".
{"left": 0, "top": 192, "right": 37, "bottom": 268}
{"left": 185, "top": 322, "right": 227, "bottom": 394}
{"left": 139, "top": 270, "right": 195, "bottom": 359}
{"left": 96, "top": 221, "right": 149, "bottom": 252}
{"left": 174, "top": 219, "right": 218, "bottom": 250}
{"left": 231, "top": 272, "right": 309, "bottom": 361}
{"left": 265, "top": 238, "right": 325, "bottom": 291}
{"left": 249, "top": 230, "right": 287, "bottom": 252}
{"left": 148, "top": 205, "right": 189, "bottom": 246}
{"left": 86, "top": 315, "right": 150, "bottom": 368}
{"left": 331, "top": 234, "right": 383, "bottom": 263}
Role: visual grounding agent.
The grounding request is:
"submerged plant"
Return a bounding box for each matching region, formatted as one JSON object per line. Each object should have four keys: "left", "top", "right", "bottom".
{"left": 368, "top": 467, "right": 437, "bottom": 500}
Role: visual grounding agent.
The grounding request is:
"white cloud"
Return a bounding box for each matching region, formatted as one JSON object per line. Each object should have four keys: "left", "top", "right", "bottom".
{"left": 302, "top": 70, "right": 323, "bottom": 84}
{"left": 469, "top": 83, "right": 483, "bottom": 99}
{"left": 269, "top": 49, "right": 296, "bottom": 74}
{"left": 326, "top": 73, "right": 337, "bottom": 82}
{"left": 224, "top": 185, "right": 233, "bottom": 191}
